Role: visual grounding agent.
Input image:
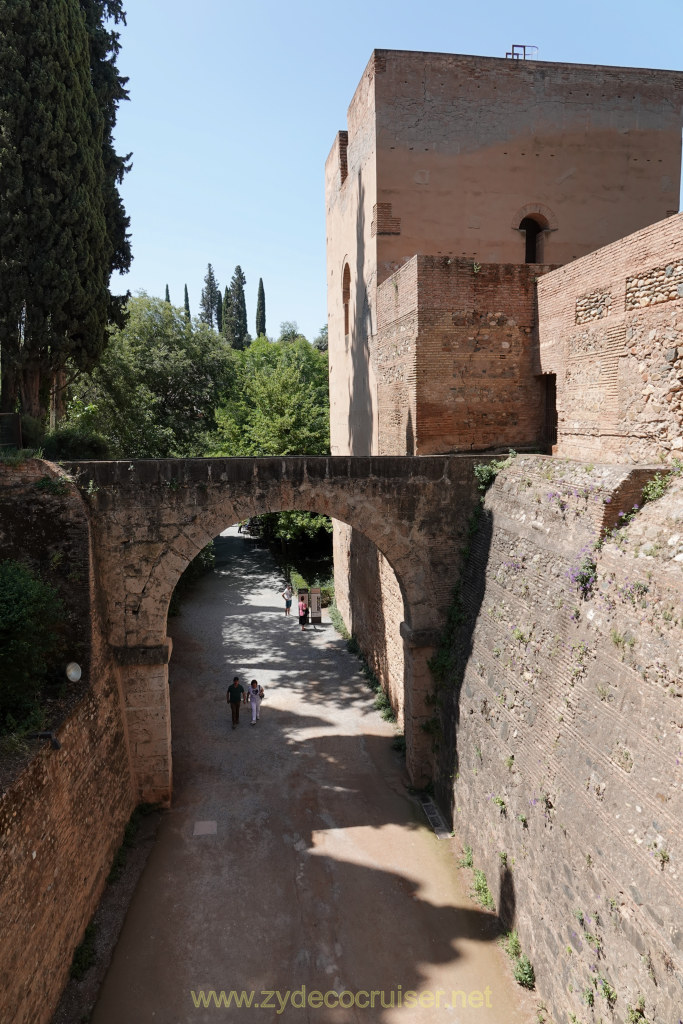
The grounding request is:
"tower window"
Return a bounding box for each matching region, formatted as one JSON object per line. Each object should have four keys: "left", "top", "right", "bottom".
{"left": 342, "top": 264, "right": 351, "bottom": 336}
{"left": 519, "top": 216, "right": 546, "bottom": 263}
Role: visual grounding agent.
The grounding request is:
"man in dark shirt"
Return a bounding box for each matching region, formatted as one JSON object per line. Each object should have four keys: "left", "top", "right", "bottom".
{"left": 226, "top": 676, "right": 245, "bottom": 730}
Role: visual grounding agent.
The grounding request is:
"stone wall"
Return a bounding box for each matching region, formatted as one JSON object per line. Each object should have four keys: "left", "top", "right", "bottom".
{"left": 538, "top": 213, "right": 683, "bottom": 464}
{"left": 0, "top": 462, "right": 135, "bottom": 1024}
{"left": 434, "top": 455, "right": 682, "bottom": 1024}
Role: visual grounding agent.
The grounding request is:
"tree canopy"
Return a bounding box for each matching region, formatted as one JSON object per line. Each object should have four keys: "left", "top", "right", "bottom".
{"left": 224, "top": 265, "right": 249, "bottom": 349}
{"left": 255, "top": 278, "right": 266, "bottom": 338}
{"left": 66, "top": 293, "right": 236, "bottom": 457}
{"left": 0, "top": 0, "right": 130, "bottom": 421}
{"left": 199, "top": 263, "right": 221, "bottom": 329}
{"left": 209, "top": 335, "right": 329, "bottom": 458}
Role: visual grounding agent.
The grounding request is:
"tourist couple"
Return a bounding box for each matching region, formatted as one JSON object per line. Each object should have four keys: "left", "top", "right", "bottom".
{"left": 226, "top": 676, "right": 264, "bottom": 729}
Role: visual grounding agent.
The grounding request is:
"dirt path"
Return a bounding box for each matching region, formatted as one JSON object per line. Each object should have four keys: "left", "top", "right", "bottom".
{"left": 90, "top": 528, "right": 536, "bottom": 1024}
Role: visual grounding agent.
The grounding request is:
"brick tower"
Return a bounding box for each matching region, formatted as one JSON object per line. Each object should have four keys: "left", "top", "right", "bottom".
{"left": 325, "top": 49, "right": 683, "bottom": 718}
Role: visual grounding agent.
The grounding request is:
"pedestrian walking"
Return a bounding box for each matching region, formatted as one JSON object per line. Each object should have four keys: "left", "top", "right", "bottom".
{"left": 281, "top": 583, "right": 293, "bottom": 616}
{"left": 226, "top": 675, "right": 245, "bottom": 730}
{"left": 247, "top": 679, "right": 265, "bottom": 725}
{"left": 298, "top": 595, "right": 309, "bottom": 631}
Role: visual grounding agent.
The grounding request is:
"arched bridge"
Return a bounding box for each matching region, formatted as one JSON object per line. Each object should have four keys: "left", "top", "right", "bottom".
{"left": 64, "top": 455, "right": 486, "bottom": 803}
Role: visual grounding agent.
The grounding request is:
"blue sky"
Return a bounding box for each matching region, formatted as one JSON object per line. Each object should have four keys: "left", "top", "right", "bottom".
{"left": 112, "top": 0, "right": 683, "bottom": 342}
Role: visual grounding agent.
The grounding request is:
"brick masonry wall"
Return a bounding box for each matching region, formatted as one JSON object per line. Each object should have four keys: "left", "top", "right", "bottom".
{"left": 434, "top": 455, "right": 682, "bottom": 1024}
{"left": 0, "top": 463, "right": 135, "bottom": 1024}
{"left": 376, "top": 257, "right": 418, "bottom": 455}
{"left": 373, "top": 50, "right": 683, "bottom": 273}
{"left": 336, "top": 528, "right": 406, "bottom": 723}
{"left": 538, "top": 212, "right": 683, "bottom": 464}
{"left": 377, "top": 256, "right": 556, "bottom": 454}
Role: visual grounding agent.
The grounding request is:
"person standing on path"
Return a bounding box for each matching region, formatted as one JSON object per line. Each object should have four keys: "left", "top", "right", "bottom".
{"left": 247, "top": 679, "right": 264, "bottom": 725}
{"left": 281, "top": 583, "right": 293, "bottom": 616}
{"left": 298, "top": 594, "right": 308, "bottom": 631}
{"left": 226, "top": 676, "right": 245, "bottom": 730}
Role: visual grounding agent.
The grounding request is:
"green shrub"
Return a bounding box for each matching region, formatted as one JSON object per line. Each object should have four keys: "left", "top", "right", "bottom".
{"left": 42, "top": 425, "right": 111, "bottom": 460}
{"left": 472, "top": 869, "right": 495, "bottom": 909}
{"left": 373, "top": 689, "right": 396, "bottom": 721}
{"left": 473, "top": 450, "right": 516, "bottom": 494}
{"left": 513, "top": 953, "right": 535, "bottom": 989}
{"left": 391, "top": 733, "right": 406, "bottom": 754}
{"left": 328, "top": 604, "right": 350, "bottom": 640}
{"left": 0, "top": 560, "right": 64, "bottom": 731}
{"left": 641, "top": 459, "right": 681, "bottom": 504}
{"left": 503, "top": 930, "right": 521, "bottom": 959}
{"left": 290, "top": 570, "right": 308, "bottom": 593}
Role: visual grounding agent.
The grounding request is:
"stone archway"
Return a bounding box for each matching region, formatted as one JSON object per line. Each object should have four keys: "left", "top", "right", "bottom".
{"left": 65, "top": 456, "right": 485, "bottom": 804}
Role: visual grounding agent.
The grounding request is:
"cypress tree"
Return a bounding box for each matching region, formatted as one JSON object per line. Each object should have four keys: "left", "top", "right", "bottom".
{"left": 199, "top": 263, "right": 220, "bottom": 328}
{"left": 0, "top": 0, "right": 112, "bottom": 418}
{"left": 224, "top": 266, "right": 249, "bottom": 349}
{"left": 79, "top": 0, "right": 132, "bottom": 321}
{"left": 184, "top": 284, "right": 190, "bottom": 320}
{"left": 216, "top": 290, "right": 223, "bottom": 333}
{"left": 255, "top": 278, "right": 266, "bottom": 338}
{"left": 221, "top": 286, "right": 230, "bottom": 338}
{"left": 165, "top": 284, "right": 171, "bottom": 303}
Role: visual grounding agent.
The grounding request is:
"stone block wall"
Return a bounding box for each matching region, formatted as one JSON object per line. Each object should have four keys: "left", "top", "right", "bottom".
{"left": 538, "top": 213, "right": 683, "bottom": 464}
{"left": 0, "top": 462, "right": 135, "bottom": 1024}
{"left": 434, "top": 455, "right": 682, "bottom": 1024}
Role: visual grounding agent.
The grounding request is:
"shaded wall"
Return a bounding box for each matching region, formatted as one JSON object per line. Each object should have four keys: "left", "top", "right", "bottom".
{"left": 0, "top": 462, "right": 135, "bottom": 1024}
{"left": 436, "top": 456, "right": 683, "bottom": 1024}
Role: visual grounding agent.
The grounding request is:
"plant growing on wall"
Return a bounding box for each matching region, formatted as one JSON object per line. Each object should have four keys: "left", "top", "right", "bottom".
{"left": 0, "top": 559, "right": 64, "bottom": 732}
{"left": 473, "top": 450, "right": 517, "bottom": 494}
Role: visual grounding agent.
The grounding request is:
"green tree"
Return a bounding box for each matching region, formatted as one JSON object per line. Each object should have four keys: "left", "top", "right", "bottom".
{"left": 0, "top": 0, "right": 112, "bottom": 420}
{"left": 210, "top": 336, "right": 330, "bottom": 544}
{"left": 199, "top": 263, "right": 220, "bottom": 328}
{"left": 165, "top": 284, "right": 171, "bottom": 303}
{"left": 184, "top": 284, "right": 190, "bottom": 320}
{"left": 66, "top": 293, "right": 236, "bottom": 457}
{"left": 210, "top": 336, "right": 329, "bottom": 458}
{"left": 224, "top": 266, "right": 249, "bottom": 349}
{"left": 313, "top": 324, "right": 328, "bottom": 352}
{"left": 0, "top": 559, "right": 64, "bottom": 731}
{"left": 278, "top": 321, "right": 304, "bottom": 344}
{"left": 221, "top": 285, "right": 230, "bottom": 338}
{"left": 255, "top": 278, "right": 266, "bottom": 338}
{"left": 216, "top": 290, "right": 223, "bottom": 333}
{"left": 79, "top": 0, "right": 132, "bottom": 309}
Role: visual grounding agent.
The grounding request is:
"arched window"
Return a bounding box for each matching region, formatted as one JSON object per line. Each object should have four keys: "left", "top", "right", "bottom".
{"left": 519, "top": 215, "right": 548, "bottom": 263}
{"left": 342, "top": 264, "right": 351, "bottom": 336}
